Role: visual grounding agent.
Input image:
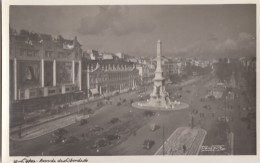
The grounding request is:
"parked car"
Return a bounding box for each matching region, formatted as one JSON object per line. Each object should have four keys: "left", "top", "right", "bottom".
{"left": 150, "top": 123, "right": 160, "bottom": 131}
{"left": 50, "top": 136, "right": 66, "bottom": 144}
{"left": 144, "top": 111, "right": 155, "bottom": 117}
{"left": 79, "top": 119, "right": 88, "bottom": 126}
{"left": 52, "top": 128, "right": 68, "bottom": 138}
{"left": 63, "top": 136, "right": 79, "bottom": 144}
{"left": 109, "top": 118, "right": 121, "bottom": 124}
{"left": 90, "top": 126, "right": 104, "bottom": 132}
{"left": 105, "top": 134, "right": 120, "bottom": 141}
{"left": 92, "top": 138, "right": 110, "bottom": 148}
{"left": 143, "top": 140, "right": 155, "bottom": 149}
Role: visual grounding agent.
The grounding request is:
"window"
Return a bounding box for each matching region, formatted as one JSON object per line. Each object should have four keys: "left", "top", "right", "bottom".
{"left": 27, "top": 50, "right": 37, "bottom": 57}
{"left": 20, "top": 49, "right": 38, "bottom": 57}
{"left": 20, "top": 49, "right": 26, "bottom": 56}
{"left": 48, "top": 90, "right": 56, "bottom": 94}
{"left": 20, "top": 92, "right": 25, "bottom": 99}
{"left": 30, "top": 91, "right": 36, "bottom": 97}
{"left": 58, "top": 52, "right": 65, "bottom": 58}
{"left": 45, "top": 51, "right": 52, "bottom": 58}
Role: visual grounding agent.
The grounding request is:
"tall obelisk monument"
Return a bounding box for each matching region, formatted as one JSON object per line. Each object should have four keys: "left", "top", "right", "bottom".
{"left": 150, "top": 40, "right": 170, "bottom": 107}
{"left": 132, "top": 40, "right": 189, "bottom": 110}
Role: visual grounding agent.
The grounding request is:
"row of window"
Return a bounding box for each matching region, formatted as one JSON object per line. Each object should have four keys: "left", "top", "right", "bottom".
{"left": 89, "top": 73, "right": 138, "bottom": 83}
{"left": 19, "top": 48, "right": 77, "bottom": 59}
{"left": 20, "top": 49, "right": 38, "bottom": 57}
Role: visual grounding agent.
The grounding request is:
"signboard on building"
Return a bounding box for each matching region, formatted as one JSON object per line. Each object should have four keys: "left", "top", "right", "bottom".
{"left": 56, "top": 61, "right": 72, "bottom": 84}
{"left": 44, "top": 61, "right": 53, "bottom": 86}
{"left": 18, "top": 61, "right": 41, "bottom": 88}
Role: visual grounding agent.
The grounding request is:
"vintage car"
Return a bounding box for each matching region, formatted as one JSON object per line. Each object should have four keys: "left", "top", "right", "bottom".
{"left": 143, "top": 139, "right": 155, "bottom": 149}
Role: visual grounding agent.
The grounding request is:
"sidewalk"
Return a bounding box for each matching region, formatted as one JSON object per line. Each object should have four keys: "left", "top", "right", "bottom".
{"left": 11, "top": 115, "right": 78, "bottom": 141}
{"left": 10, "top": 99, "right": 88, "bottom": 134}
{"left": 10, "top": 93, "right": 117, "bottom": 134}
{"left": 10, "top": 89, "right": 139, "bottom": 141}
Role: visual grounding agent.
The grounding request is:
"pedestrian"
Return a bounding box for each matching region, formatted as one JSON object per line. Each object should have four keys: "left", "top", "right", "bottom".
{"left": 18, "top": 125, "right": 23, "bottom": 138}
{"left": 169, "top": 148, "right": 173, "bottom": 155}
{"left": 183, "top": 144, "right": 187, "bottom": 154}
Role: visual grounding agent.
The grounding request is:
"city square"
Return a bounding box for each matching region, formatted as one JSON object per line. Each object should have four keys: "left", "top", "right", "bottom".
{"left": 7, "top": 5, "right": 256, "bottom": 157}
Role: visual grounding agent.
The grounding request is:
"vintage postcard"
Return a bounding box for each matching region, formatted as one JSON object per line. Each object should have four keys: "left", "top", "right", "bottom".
{"left": 2, "top": 0, "right": 259, "bottom": 163}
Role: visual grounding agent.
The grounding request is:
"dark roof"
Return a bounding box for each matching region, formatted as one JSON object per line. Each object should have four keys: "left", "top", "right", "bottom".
{"left": 11, "top": 29, "right": 81, "bottom": 51}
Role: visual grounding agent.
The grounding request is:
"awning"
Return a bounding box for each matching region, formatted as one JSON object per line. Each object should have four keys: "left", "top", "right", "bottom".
{"left": 90, "top": 88, "right": 99, "bottom": 95}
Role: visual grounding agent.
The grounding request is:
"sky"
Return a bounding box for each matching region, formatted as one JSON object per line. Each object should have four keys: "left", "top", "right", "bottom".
{"left": 10, "top": 5, "right": 256, "bottom": 58}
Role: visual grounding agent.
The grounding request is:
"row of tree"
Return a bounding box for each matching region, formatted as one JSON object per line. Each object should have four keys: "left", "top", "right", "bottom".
{"left": 169, "top": 62, "right": 211, "bottom": 84}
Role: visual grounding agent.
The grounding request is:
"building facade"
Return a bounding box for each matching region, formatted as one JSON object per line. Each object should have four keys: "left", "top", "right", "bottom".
{"left": 136, "top": 63, "right": 155, "bottom": 85}
{"left": 152, "top": 56, "right": 182, "bottom": 78}
{"left": 82, "top": 60, "right": 139, "bottom": 98}
{"left": 10, "top": 30, "right": 82, "bottom": 114}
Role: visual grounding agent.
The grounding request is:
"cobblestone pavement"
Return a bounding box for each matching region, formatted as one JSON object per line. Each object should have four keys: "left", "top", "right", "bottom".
{"left": 155, "top": 127, "right": 207, "bottom": 155}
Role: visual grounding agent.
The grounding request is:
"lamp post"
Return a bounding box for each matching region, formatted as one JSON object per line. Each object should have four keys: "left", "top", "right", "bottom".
{"left": 162, "top": 121, "right": 165, "bottom": 155}
{"left": 225, "top": 95, "right": 228, "bottom": 122}
{"left": 189, "top": 111, "right": 195, "bottom": 129}
{"left": 83, "top": 92, "right": 86, "bottom": 110}
{"left": 157, "top": 112, "right": 165, "bottom": 155}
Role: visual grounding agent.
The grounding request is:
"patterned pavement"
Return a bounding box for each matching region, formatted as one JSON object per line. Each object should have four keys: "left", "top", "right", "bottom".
{"left": 155, "top": 127, "right": 207, "bottom": 155}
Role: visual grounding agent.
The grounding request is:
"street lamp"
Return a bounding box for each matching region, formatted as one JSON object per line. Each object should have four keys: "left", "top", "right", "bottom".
{"left": 83, "top": 92, "right": 86, "bottom": 110}
{"left": 189, "top": 111, "right": 195, "bottom": 129}
{"left": 157, "top": 112, "right": 165, "bottom": 155}
{"left": 225, "top": 95, "right": 228, "bottom": 122}
{"left": 162, "top": 121, "right": 165, "bottom": 155}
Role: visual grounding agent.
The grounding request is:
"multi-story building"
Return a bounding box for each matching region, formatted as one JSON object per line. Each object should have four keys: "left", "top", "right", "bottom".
{"left": 82, "top": 60, "right": 139, "bottom": 98}
{"left": 239, "top": 57, "right": 256, "bottom": 71}
{"left": 152, "top": 56, "right": 181, "bottom": 78}
{"left": 10, "top": 30, "right": 82, "bottom": 115}
{"left": 136, "top": 58, "right": 155, "bottom": 85}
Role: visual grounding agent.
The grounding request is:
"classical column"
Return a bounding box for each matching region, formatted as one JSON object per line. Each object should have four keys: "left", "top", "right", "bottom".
{"left": 53, "top": 60, "right": 56, "bottom": 86}
{"left": 79, "top": 61, "right": 82, "bottom": 90}
{"left": 41, "top": 59, "right": 44, "bottom": 87}
{"left": 99, "top": 85, "right": 102, "bottom": 94}
{"left": 72, "top": 60, "right": 75, "bottom": 84}
{"left": 14, "top": 58, "right": 17, "bottom": 100}
{"left": 87, "top": 70, "right": 90, "bottom": 98}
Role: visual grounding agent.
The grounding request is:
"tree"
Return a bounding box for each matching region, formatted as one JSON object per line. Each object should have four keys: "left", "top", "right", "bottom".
{"left": 169, "top": 74, "right": 181, "bottom": 84}
{"left": 20, "top": 29, "right": 30, "bottom": 36}
{"left": 215, "top": 58, "right": 232, "bottom": 82}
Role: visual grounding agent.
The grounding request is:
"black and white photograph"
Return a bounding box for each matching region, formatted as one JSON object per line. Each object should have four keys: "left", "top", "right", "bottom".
{"left": 2, "top": 0, "right": 259, "bottom": 163}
